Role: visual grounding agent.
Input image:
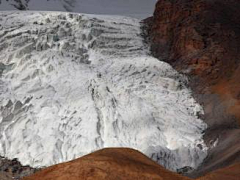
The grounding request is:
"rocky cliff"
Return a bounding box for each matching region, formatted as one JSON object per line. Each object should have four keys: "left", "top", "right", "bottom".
{"left": 147, "top": 0, "right": 240, "bottom": 177}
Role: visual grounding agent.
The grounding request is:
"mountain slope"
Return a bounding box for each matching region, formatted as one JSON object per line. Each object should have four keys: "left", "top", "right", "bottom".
{"left": 22, "top": 148, "right": 240, "bottom": 180}
{"left": 199, "top": 163, "right": 240, "bottom": 180}
{"left": 23, "top": 148, "right": 191, "bottom": 180}
{"left": 147, "top": 0, "right": 240, "bottom": 176}
{"left": 0, "top": 11, "right": 207, "bottom": 172}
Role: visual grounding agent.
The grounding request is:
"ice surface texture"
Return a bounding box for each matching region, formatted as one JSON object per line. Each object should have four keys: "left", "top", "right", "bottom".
{"left": 0, "top": 11, "right": 207, "bottom": 171}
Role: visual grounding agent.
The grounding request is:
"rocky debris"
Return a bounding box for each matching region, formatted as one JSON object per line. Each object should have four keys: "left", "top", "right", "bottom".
{"left": 0, "top": 156, "right": 38, "bottom": 180}
{"left": 146, "top": 0, "right": 240, "bottom": 177}
{"left": 22, "top": 148, "right": 190, "bottom": 180}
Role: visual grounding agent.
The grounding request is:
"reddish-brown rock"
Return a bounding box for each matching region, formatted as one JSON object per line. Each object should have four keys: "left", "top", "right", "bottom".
{"left": 149, "top": 0, "right": 240, "bottom": 126}
{"left": 22, "top": 148, "right": 190, "bottom": 180}
{"left": 147, "top": 0, "right": 240, "bottom": 177}
{"left": 22, "top": 148, "right": 240, "bottom": 180}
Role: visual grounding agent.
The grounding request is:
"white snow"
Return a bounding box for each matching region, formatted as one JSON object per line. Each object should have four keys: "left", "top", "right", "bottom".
{"left": 0, "top": 11, "right": 207, "bottom": 171}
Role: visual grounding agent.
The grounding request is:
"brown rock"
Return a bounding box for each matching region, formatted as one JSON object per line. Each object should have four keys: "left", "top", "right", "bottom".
{"left": 148, "top": 0, "right": 240, "bottom": 127}
{"left": 22, "top": 148, "right": 240, "bottom": 180}
{"left": 146, "top": 0, "right": 240, "bottom": 177}
{"left": 22, "top": 148, "right": 190, "bottom": 180}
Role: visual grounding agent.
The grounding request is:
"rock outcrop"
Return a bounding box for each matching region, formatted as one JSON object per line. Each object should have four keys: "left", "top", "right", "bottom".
{"left": 147, "top": 0, "right": 240, "bottom": 177}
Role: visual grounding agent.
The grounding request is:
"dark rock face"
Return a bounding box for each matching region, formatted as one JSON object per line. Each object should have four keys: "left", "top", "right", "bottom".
{"left": 146, "top": 0, "right": 240, "bottom": 177}
{"left": 0, "top": 156, "right": 38, "bottom": 180}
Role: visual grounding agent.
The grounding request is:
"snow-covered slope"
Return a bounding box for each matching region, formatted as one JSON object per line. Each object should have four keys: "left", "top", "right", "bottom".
{"left": 0, "top": 11, "right": 207, "bottom": 171}
{"left": 0, "top": 0, "right": 156, "bottom": 19}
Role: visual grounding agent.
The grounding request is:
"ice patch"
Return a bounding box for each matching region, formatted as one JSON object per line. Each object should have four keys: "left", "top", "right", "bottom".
{"left": 0, "top": 11, "right": 207, "bottom": 171}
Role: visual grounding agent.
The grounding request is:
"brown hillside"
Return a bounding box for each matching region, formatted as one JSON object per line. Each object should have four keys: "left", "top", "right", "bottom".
{"left": 22, "top": 148, "right": 190, "bottom": 180}
{"left": 22, "top": 148, "right": 240, "bottom": 180}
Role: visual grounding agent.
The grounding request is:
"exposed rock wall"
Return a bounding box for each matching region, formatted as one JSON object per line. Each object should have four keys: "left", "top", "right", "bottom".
{"left": 147, "top": 0, "right": 240, "bottom": 177}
